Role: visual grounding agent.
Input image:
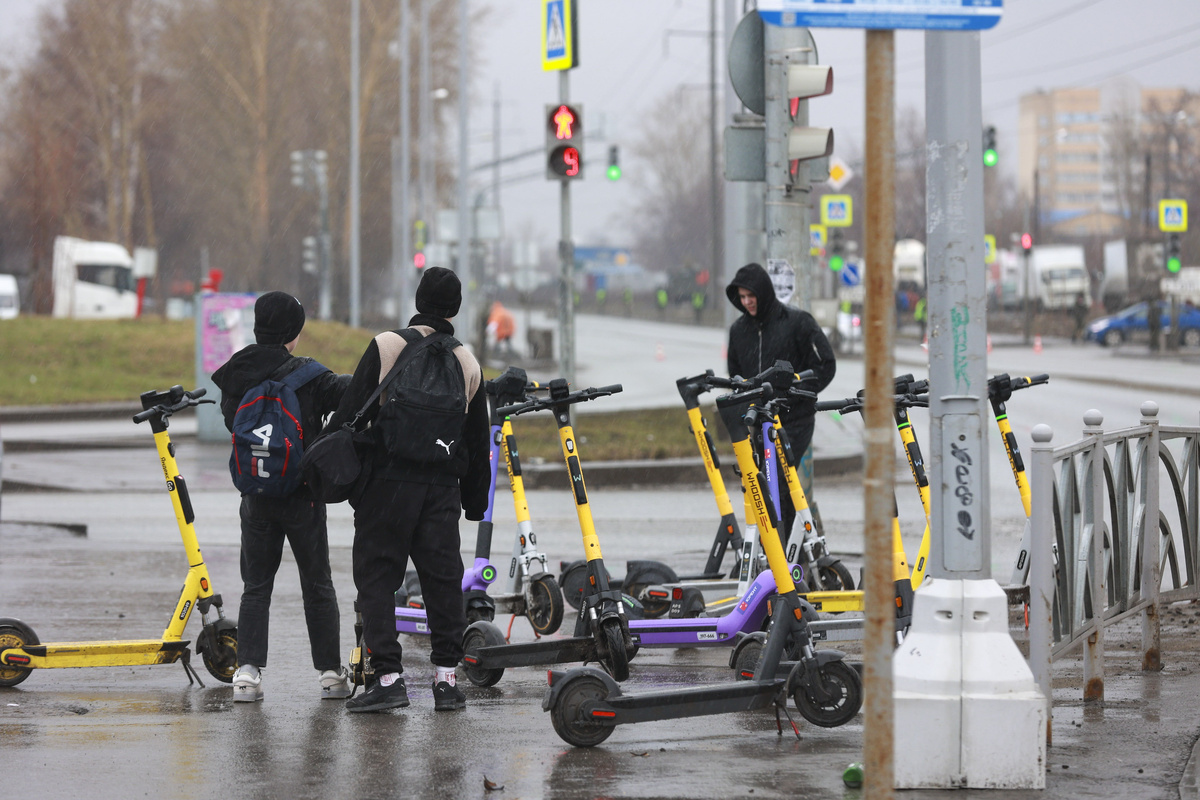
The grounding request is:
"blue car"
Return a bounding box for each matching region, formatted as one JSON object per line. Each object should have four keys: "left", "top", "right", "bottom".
{"left": 1086, "top": 300, "right": 1200, "bottom": 348}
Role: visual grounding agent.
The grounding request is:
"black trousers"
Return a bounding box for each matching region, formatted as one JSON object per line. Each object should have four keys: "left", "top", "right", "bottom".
{"left": 353, "top": 477, "right": 466, "bottom": 674}
{"left": 237, "top": 494, "right": 341, "bottom": 671}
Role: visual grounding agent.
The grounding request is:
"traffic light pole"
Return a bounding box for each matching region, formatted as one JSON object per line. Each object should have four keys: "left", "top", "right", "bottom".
{"left": 557, "top": 71, "right": 576, "bottom": 392}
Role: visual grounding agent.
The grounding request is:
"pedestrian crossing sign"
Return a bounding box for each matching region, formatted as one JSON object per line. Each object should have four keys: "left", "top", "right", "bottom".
{"left": 1159, "top": 199, "right": 1188, "bottom": 233}
{"left": 984, "top": 234, "right": 996, "bottom": 265}
{"left": 542, "top": 0, "right": 577, "bottom": 71}
{"left": 820, "top": 195, "right": 853, "bottom": 227}
{"left": 810, "top": 224, "right": 827, "bottom": 256}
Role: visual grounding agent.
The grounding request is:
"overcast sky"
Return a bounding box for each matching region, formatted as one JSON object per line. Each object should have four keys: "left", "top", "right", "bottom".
{"left": 3, "top": 0, "right": 1198, "bottom": 250}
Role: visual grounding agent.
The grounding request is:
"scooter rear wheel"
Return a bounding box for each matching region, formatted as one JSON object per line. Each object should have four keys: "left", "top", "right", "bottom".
{"left": 550, "top": 675, "right": 615, "bottom": 747}
{"left": 598, "top": 618, "right": 630, "bottom": 682}
{"left": 792, "top": 659, "right": 862, "bottom": 728}
{"left": 462, "top": 622, "right": 506, "bottom": 687}
{"left": 0, "top": 619, "right": 39, "bottom": 688}
{"left": 525, "top": 574, "right": 565, "bottom": 636}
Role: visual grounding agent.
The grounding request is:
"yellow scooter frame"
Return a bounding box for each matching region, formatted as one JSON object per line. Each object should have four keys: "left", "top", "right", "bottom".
{"left": 0, "top": 386, "right": 237, "bottom": 687}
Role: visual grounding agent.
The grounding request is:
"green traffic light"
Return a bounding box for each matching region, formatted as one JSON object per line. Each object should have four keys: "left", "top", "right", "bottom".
{"left": 829, "top": 255, "right": 844, "bottom": 272}
{"left": 983, "top": 148, "right": 998, "bottom": 167}
{"left": 607, "top": 164, "right": 622, "bottom": 181}
{"left": 1168, "top": 256, "right": 1182, "bottom": 273}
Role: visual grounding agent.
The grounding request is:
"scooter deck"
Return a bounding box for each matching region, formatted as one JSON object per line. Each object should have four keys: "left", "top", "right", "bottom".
{"left": 471, "top": 636, "right": 600, "bottom": 669}
{"left": 6, "top": 639, "right": 189, "bottom": 669}
{"left": 553, "top": 674, "right": 786, "bottom": 725}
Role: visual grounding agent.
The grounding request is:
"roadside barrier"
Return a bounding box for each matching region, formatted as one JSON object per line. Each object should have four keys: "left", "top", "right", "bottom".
{"left": 1028, "top": 402, "right": 1200, "bottom": 727}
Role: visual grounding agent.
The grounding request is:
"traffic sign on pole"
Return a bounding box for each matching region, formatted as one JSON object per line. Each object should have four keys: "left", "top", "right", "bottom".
{"left": 810, "top": 223, "right": 827, "bottom": 256}
{"left": 1159, "top": 199, "right": 1188, "bottom": 233}
{"left": 840, "top": 260, "right": 862, "bottom": 287}
{"left": 821, "top": 194, "right": 853, "bottom": 227}
{"left": 756, "top": 0, "right": 1003, "bottom": 30}
{"left": 984, "top": 234, "right": 996, "bottom": 265}
{"left": 541, "top": 0, "right": 577, "bottom": 71}
{"left": 827, "top": 155, "right": 854, "bottom": 190}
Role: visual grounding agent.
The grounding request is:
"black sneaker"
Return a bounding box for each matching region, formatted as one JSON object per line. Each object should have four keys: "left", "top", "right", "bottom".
{"left": 345, "top": 677, "right": 410, "bottom": 713}
{"left": 432, "top": 680, "right": 466, "bottom": 711}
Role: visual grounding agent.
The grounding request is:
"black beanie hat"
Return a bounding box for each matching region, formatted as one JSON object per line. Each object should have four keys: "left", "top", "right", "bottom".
{"left": 415, "top": 266, "right": 462, "bottom": 318}
{"left": 254, "top": 291, "right": 306, "bottom": 345}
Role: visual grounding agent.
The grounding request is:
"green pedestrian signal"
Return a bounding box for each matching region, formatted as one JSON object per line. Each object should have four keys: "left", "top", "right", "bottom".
{"left": 1166, "top": 232, "right": 1182, "bottom": 273}
{"left": 828, "top": 229, "right": 846, "bottom": 271}
{"left": 607, "top": 145, "right": 621, "bottom": 181}
{"left": 983, "top": 126, "right": 998, "bottom": 167}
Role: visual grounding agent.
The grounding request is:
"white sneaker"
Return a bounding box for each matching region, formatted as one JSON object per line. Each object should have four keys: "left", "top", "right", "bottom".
{"left": 232, "top": 665, "right": 263, "bottom": 702}
{"left": 320, "top": 667, "right": 352, "bottom": 699}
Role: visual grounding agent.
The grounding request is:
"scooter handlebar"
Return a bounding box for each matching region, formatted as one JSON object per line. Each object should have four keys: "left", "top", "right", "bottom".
{"left": 715, "top": 382, "right": 773, "bottom": 409}
{"left": 133, "top": 387, "right": 210, "bottom": 424}
{"left": 495, "top": 383, "right": 623, "bottom": 417}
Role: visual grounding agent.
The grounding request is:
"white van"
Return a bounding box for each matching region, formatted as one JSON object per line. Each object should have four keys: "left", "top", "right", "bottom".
{"left": 0, "top": 274, "right": 19, "bottom": 319}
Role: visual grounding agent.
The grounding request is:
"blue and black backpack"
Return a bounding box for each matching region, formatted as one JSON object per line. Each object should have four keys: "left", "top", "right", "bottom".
{"left": 229, "top": 359, "right": 328, "bottom": 496}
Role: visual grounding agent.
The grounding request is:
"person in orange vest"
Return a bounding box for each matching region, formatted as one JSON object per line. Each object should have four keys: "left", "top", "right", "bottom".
{"left": 487, "top": 301, "right": 516, "bottom": 355}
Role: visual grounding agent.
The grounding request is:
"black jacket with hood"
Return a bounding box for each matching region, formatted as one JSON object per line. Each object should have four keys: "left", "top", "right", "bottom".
{"left": 212, "top": 344, "right": 351, "bottom": 497}
{"left": 725, "top": 262, "right": 836, "bottom": 424}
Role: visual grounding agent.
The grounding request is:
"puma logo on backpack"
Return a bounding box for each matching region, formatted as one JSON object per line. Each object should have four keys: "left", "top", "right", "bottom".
{"left": 375, "top": 330, "right": 467, "bottom": 464}
{"left": 229, "top": 359, "right": 328, "bottom": 495}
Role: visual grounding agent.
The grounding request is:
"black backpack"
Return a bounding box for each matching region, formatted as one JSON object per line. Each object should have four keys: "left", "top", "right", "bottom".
{"left": 229, "top": 359, "right": 328, "bottom": 496}
{"left": 375, "top": 329, "right": 467, "bottom": 464}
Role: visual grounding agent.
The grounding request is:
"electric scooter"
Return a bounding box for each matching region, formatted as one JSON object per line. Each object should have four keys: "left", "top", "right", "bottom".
{"left": 542, "top": 382, "right": 863, "bottom": 747}
{"left": 990, "top": 373, "right": 1050, "bottom": 586}
{"left": 459, "top": 379, "right": 637, "bottom": 687}
{"left": 0, "top": 386, "right": 238, "bottom": 687}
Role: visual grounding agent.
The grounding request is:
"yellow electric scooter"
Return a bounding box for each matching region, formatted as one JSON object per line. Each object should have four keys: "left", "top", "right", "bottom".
{"left": 0, "top": 386, "right": 238, "bottom": 687}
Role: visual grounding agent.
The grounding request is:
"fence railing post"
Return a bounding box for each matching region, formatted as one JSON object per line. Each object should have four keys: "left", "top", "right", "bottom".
{"left": 1029, "top": 422, "right": 1055, "bottom": 745}
{"left": 1082, "top": 409, "right": 1106, "bottom": 703}
{"left": 1140, "top": 401, "right": 1162, "bottom": 671}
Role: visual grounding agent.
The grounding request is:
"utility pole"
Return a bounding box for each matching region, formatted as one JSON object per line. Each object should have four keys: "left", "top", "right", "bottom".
{"left": 396, "top": 0, "right": 412, "bottom": 326}
{"left": 349, "top": 0, "right": 362, "bottom": 327}
{"left": 457, "top": 0, "right": 474, "bottom": 341}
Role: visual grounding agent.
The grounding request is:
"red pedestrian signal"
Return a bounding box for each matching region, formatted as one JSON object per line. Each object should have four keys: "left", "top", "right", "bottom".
{"left": 548, "top": 146, "right": 581, "bottom": 178}
{"left": 1020, "top": 233, "right": 1033, "bottom": 252}
{"left": 545, "top": 103, "right": 584, "bottom": 181}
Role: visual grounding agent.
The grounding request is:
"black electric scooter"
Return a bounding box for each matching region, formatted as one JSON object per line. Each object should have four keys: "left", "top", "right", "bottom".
{"left": 542, "top": 382, "right": 863, "bottom": 747}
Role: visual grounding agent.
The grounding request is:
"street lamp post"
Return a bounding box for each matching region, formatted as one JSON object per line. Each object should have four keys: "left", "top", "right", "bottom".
{"left": 291, "top": 149, "right": 332, "bottom": 320}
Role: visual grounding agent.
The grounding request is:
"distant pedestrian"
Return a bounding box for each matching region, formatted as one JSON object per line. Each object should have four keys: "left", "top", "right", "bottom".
{"left": 914, "top": 296, "right": 927, "bottom": 340}
{"left": 212, "top": 291, "right": 353, "bottom": 704}
{"left": 1070, "top": 292, "right": 1088, "bottom": 343}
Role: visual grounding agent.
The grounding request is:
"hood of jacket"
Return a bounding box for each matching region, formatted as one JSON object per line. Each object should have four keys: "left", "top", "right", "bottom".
{"left": 211, "top": 344, "right": 293, "bottom": 403}
{"left": 725, "top": 263, "right": 778, "bottom": 320}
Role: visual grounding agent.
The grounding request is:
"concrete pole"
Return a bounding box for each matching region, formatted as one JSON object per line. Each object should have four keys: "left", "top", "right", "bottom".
{"left": 763, "top": 24, "right": 812, "bottom": 309}
{"left": 349, "top": 0, "right": 362, "bottom": 328}
{"left": 418, "top": 0, "right": 431, "bottom": 234}
{"left": 397, "top": 0, "right": 412, "bottom": 326}
{"left": 861, "top": 27, "right": 896, "bottom": 800}
{"left": 722, "top": 1, "right": 760, "bottom": 331}
{"left": 925, "top": 30, "right": 990, "bottom": 579}
{"left": 708, "top": 0, "right": 720, "bottom": 316}
{"left": 457, "top": 0, "right": 473, "bottom": 339}
{"left": 558, "top": 70, "right": 575, "bottom": 389}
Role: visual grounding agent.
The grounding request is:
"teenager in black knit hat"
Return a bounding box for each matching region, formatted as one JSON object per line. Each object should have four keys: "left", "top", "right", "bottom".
{"left": 324, "top": 266, "right": 489, "bottom": 713}
{"left": 211, "top": 291, "right": 353, "bottom": 703}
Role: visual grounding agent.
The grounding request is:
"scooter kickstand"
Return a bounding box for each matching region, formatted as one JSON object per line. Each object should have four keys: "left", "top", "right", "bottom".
{"left": 180, "top": 647, "right": 205, "bottom": 688}
{"left": 774, "top": 694, "right": 802, "bottom": 741}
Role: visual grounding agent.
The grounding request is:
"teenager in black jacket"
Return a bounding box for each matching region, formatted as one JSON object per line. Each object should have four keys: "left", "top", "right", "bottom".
{"left": 212, "top": 291, "right": 352, "bottom": 703}
{"left": 325, "top": 267, "right": 489, "bottom": 714}
{"left": 726, "top": 263, "right": 837, "bottom": 534}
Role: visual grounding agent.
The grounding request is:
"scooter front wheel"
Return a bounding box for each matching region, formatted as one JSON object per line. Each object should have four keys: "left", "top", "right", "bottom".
{"left": 792, "top": 659, "right": 862, "bottom": 728}
{"left": 816, "top": 560, "right": 855, "bottom": 592}
{"left": 462, "top": 621, "right": 506, "bottom": 687}
{"left": 525, "top": 574, "right": 565, "bottom": 636}
{"left": 551, "top": 674, "right": 615, "bottom": 747}
{"left": 0, "top": 619, "right": 39, "bottom": 688}
{"left": 200, "top": 625, "right": 238, "bottom": 683}
{"left": 597, "top": 618, "right": 630, "bottom": 682}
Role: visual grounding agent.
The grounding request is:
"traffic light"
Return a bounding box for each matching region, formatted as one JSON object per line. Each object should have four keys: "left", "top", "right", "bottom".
{"left": 607, "top": 145, "right": 621, "bottom": 181}
{"left": 1021, "top": 232, "right": 1033, "bottom": 254}
{"left": 545, "top": 103, "right": 584, "bottom": 181}
{"left": 1166, "top": 232, "right": 1182, "bottom": 274}
{"left": 784, "top": 64, "right": 834, "bottom": 184}
{"left": 413, "top": 251, "right": 426, "bottom": 273}
{"left": 983, "top": 126, "right": 998, "bottom": 167}
{"left": 828, "top": 229, "right": 845, "bottom": 272}
{"left": 301, "top": 236, "right": 318, "bottom": 274}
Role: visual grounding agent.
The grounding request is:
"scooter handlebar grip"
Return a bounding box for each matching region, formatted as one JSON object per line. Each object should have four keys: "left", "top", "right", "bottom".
{"left": 132, "top": 407, "right": 155, "bottom": 424}
{"left": 815, "top": 398, "right": 852, "bottom": 412}
{"left": 593, "top": 384, "right": 623, "bottom": 396}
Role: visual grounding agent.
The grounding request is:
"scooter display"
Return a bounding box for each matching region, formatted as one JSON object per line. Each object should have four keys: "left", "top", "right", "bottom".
{"left": 459, "top": 379, "right": 637, "bottom": 687}
{"left": 542, "top": 382, "right": 863, "bottom": 747}
{"left": 0, "top": 386, "right": 238, "bottom": 687}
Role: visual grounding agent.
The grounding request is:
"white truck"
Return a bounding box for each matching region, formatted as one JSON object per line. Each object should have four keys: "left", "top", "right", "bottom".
{"left": 52, "top": 236, "right": 139, "bottom": 319}
{"left": 1028, "top": 245, "right": 1090, "bottom": 311}
{"left": 0, "top": 274, "right": 18, "bottom": 319}
{"left": 893, "top": 239, "right": 926, "bottom": 293}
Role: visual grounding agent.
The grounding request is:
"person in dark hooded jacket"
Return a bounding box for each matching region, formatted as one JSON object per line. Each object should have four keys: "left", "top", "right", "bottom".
{"left": 211, "top": 291, "right": 352, "bottom": 703}
{"left": 726, "top": 263, "right": 836, "bottom": 535}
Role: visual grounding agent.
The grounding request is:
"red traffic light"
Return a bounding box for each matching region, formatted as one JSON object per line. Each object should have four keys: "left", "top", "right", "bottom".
{"left": 548, "top": 145, "right": 581, "bottom": 178}
{"left": 1020, "top": 233, "right": 1033, "bottom": 251}
{"left": 550, "top": 104, "right": 578, "bottom": 140}
{"left": 413, "top": 252, "right": 426, "bottom": 269}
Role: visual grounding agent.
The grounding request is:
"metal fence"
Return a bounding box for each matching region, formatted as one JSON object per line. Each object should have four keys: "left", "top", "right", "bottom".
{"left": 1027, "top": 402, "right": 1200, "bottom": 713}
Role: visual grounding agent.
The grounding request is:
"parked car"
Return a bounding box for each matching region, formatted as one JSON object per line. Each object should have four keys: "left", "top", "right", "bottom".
{"left": 1086, "top": 300, "right": 1200, "bottom": 348}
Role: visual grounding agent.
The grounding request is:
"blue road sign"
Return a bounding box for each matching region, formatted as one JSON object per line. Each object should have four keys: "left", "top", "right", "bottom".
{"left": 757, "top": 0, "right": 1003, "bottom": 31}
{"left": 840, "top": 261, "right": 861, "bottom": 287}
